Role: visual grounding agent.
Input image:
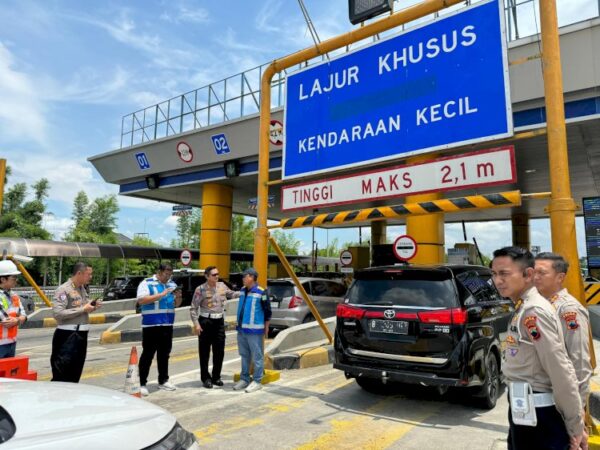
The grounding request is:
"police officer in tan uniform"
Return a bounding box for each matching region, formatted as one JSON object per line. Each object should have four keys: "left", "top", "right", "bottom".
{"left": 50, "top": 262, "right": 100, "bottom": 383}
{"left": 491, "top": 247, "right": 586, "bottom": 450}
{"left": 190, "top": 266, "right": 240, "bottom": 388}
{"left": 534, "top": 252, "right": 592, "bottom": 408}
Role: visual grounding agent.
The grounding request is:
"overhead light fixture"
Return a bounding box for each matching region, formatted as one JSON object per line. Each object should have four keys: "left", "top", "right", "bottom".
{"left": 224, "top": 160, "right": 241, "bottom": 178}
{"left": 145, "top": 174, "right": 160, "bottom": 190}
{"left": 349, "top": 0, "right": 393, "bottom": 25}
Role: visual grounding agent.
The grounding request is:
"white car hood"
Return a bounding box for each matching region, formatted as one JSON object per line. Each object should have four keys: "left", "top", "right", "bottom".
{"left": 0, "top": 379, "right": 176, "bottom": 450}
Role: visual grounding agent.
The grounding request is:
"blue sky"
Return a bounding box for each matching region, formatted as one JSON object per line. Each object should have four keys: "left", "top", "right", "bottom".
{"left": 0, "top": 0, "right": 598, "bottom": 259}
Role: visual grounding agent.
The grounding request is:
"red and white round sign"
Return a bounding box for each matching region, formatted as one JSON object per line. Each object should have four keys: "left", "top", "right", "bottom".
{"left": 180, "top": 249, "right": 192, "bottom": 266}
{"left": 176, "top": 141, "right": 194, "bottom": 163}
{"left": 269, "top": 120, "right": 284, "bottom": 146}
{"left": 393, "top": 235, "right": 418, "bottom": 261}
{"left": 340, "top": 250, "right": 353, "bottom": 266}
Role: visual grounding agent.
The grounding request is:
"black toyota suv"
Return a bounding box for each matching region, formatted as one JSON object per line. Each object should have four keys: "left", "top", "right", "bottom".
{"left": 333, "top": 265, "right": 513, "bottom": 409}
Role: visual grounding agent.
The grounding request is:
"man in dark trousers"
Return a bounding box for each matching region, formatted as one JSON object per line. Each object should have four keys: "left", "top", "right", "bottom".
{"left": 137, "top": 263, "right": 181, "bottom": 396}
{"left": 491, "top": 246, "right": 586, "bottom": 450}
{"left": 51, "top": 262, "right": 99, "bottom": 382}
{"left": 190, "top": 265, "right": 240, "bottom": 388}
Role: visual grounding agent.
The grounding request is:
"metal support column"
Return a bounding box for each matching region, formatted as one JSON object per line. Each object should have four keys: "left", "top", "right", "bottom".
{"left": 511, "top": 213, "right": 530, "bottom": 250}
{"left": 539, "top": 0, "right": 584, "bottom": 302}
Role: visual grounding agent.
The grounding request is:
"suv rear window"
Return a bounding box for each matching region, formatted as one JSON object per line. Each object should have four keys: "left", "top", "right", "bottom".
{"left": 348, "top": 270, "right": 458, "bottom": 308}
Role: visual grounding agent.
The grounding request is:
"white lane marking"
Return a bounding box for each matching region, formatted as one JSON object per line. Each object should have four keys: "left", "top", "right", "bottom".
{"left": 169, "top": 357, "right": 242, "bottom": 380}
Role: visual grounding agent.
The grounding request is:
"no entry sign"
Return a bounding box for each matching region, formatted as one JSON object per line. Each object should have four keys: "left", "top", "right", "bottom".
{"left": 340, "top": 250, "right": 353, "bottom": 266}
{"left": 180, "top": 249, "right": 192, "bottom": 266}
{"left": 393, "top": 235, "right": 418, "bottom": 261}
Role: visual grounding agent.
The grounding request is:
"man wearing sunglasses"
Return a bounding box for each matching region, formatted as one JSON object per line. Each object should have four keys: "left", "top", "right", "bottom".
{"left": 190, "top": 266, "right": 240, "bottom": 388}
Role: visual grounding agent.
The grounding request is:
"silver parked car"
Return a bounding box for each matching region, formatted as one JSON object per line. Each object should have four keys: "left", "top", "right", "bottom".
{"left": 268, "top": 277, "right": 347, "bottom": 331}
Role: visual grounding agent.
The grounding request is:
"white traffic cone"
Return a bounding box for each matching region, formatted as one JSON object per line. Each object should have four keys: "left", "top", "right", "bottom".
{"left": 124, "top": 346, "right": 141, "bottom": 398}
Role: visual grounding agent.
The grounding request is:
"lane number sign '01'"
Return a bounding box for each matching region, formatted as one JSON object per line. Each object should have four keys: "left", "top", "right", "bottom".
{"left": 283, "top": 0, "right": 511, "bottom": 180}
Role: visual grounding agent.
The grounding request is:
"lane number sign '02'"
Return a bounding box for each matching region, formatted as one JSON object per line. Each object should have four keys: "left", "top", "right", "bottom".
{"left": 283, "top": 0, "right": 511, "bottom": 180}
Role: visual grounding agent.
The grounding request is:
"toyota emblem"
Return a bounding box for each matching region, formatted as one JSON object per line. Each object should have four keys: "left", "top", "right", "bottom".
{"left": 384, "top": 309, "right": 395, "bottom": 319}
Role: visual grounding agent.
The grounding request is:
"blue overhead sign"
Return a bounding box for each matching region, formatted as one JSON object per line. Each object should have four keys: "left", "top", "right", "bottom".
{"left": 283, "top": 0, "right": 512, "bottom": 180}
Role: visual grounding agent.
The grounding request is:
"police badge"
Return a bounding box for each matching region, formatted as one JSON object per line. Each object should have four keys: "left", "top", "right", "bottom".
{"left": 562, "top": 311, "right": 579, "bottom": 330}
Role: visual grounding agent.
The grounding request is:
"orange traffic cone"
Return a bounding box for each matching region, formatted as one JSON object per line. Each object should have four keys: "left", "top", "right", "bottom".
{"left": 124, "top": 346, "right": 141, "bottom": 398}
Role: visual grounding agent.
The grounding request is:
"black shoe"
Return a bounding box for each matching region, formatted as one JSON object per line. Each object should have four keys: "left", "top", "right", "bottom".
{"left": 212, "top": 379, "right": 224, "bottom": 387}
{"left": 203, "top": 379, "right": 213, "bottom": 389}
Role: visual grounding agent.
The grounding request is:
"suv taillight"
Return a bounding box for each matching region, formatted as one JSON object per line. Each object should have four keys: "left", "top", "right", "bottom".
{"left": 418, "top": 308, "right": 467, "bottom": 325}
{"left": 336, "top": 304, "right": 365, "bottom": 320}
{"left": 288, "top": 295, "right": 303, "bottom": 309}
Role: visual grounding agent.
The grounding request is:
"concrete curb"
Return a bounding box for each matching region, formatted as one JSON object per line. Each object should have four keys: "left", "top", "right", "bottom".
{"left": 99, "top": 321, "right": 238, "bottom": 344}
{"left": 265, "top": 345, "right": 334, "bottom": 370}
{"left": 21, "top": 312, "right": 131, "bottom": 329}
{"left": 590, "top": 392, "right": 600, "bottom": 423}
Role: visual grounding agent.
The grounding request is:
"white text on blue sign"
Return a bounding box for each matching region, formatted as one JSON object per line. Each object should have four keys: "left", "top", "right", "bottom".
{"left": 283, "top": 0, "right": 512, "bottom": 179}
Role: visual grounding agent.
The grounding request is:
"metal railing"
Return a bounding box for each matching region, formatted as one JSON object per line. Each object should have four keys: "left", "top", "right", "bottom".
{"left": 14, "top": 286, "right": 105, "bottom": 309}
{"left": 120, "top": 0, "right": 600, "bottom": 149}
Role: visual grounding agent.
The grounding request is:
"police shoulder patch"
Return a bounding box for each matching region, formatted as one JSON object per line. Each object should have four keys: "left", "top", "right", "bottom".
{"left": 524, "top": 315, "right": 541, "bottom": 341}
{"left": 562, "top": 311, "right": 579, "bottom": 330}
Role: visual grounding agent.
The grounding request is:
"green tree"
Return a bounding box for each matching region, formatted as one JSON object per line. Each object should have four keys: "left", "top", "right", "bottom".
{"left": 0, "top": 179, "right": 51, "bottom": 240}
{"left": 270, "top": 229, "right": 302, "bottom": 255}
{"left": 0, "top": 175, "right": 52, "bottom": 284}
{"left": 172, "top": 209, "right": 201, "bottom": 249}
{"left": 317, "top": 237, "right": 341, "bottom": 257}
{"left": 122, "top": 235, "right": 162, "bottom": 276}
{"left": 87, "top": 195, "right": 119, "bottom": 235}
{"left": 230, "top": 215, "right": 255, "bottom": 251}
{"left": 63, "top": 194, "right": 120, "bottom": 285}
{"left": 72, "top": 191, "right": 89, "bottom": 227}
{"left": 65, "top": 195, "right": 119, "bottom": 244}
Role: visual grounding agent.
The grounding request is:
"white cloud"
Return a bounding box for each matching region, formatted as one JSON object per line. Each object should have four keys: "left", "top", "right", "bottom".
{"left": 0, "top": 42, "right": 48, "bottom": 145}
{"left": 42, "top": 66, "right": 132, "bottom": 104}
{"left": 255, "top": 0, "right": 285, "bottom": 34}
{"left": 161, "top": 4, "right": 210, "bottom": 24}
{"left": 163, "top": 215, "right": 179, "bottom": 228}
{"left": 42, "top": 214, "right": 74, "bottom": 240}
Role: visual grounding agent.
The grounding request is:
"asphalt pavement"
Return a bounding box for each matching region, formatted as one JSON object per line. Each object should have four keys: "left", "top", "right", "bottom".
{"left": 18, "top": 325, "right": 511, "bottom": 449}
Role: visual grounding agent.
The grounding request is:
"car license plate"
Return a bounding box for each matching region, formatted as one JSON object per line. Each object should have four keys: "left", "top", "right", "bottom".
{"left": 369, "top": 319, "right": 408, "bottom": 335}
{"left": 270, "top": 302, "right": 279, "bottom": 309}
{"left": 107, "top": 293, "right": 115, "bottom": 298}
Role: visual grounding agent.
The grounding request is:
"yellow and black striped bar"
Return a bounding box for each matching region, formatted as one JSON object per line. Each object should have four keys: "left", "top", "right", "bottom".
{"left": 276, "top": 190, "right": 522, "bottom": 229}
{"left": 585, "top": 282, "right": 600, "bottom": 305}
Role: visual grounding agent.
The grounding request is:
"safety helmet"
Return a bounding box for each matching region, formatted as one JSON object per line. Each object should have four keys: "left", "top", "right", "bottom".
{"left": 0, "top": 260, "right": 21, "bottom": 277}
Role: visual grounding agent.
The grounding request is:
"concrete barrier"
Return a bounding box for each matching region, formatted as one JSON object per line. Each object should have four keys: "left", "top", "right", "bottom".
{"left": 22, "top": 298, "right": 139, "bottom": 329}
{"left": 589, "top": 306, "right": 600, "bottom": 339}
{"left": 99, "top": 302, "right": 240, "bottom": 344}
{"left": 96, "top": 298, "right": 139, "bottom": 313}
{"left": 265, "top": 317, "right": 336, "bottom": 370}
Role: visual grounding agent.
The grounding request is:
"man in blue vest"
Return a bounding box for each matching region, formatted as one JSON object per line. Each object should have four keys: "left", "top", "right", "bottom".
{"left": 136, "top": 263, "right": 181, "bottom": 396}
{"left": 233, "top": 267, "right": 271, "bottom": 393}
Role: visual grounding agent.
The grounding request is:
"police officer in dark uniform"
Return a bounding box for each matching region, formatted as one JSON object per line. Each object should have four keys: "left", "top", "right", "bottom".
{"left": 190, "top": 266, "right": 240, "bottom": 388}
{"left": 51, "top": 262, "right": 99, "bottom": 382}
{"left": 491, "top": 247, "right": 586, "bottom": 450}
